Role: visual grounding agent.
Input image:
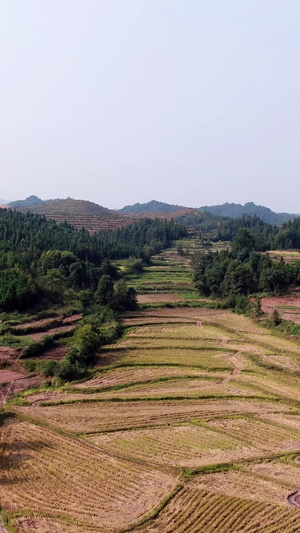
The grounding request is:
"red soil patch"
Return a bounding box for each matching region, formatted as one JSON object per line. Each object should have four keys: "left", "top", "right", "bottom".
{"left": 25, "top": 324, "right": 76, "bottom": 341}
{"left": 262, "top": 293, "right": 300, "bottom": 324}
{"left": 14, "top": 317, "right": 59, "bottom": 330}
{"left": 12, "top": 376, "right": 43, "bottom": 394}
{"left": 0, "top": 347, "right": 19, "bottom": 361}
{"left": 62, "top": 314, "right": 82, "bottom": 324}
{"left": 137, "top": 293, "right": 183, "bottom": 304}
{"left": 0, "top": 370, "right": 25, "bottom": 383}
{"left": 14, "top": 314, "right": 82, "bottom": 331}
{"left": 29, "top": 345, "right": 68, "bottom": 361}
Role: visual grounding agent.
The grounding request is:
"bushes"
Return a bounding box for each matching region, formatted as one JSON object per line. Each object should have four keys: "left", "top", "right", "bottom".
{"left": 22, "top": 336, "right": 55, "bottom": 358}
{"left": 123, "top": 258, "right": 144, "bottom": 274}
{"left": 94, "top": 276, "right": 138, "bottom": 312}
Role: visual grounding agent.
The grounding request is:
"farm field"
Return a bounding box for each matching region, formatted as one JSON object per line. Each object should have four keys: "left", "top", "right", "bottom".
{"left": 262, "top": 291, "right": 300, "bottom": 324}
{"left": 3, "top": 252, "right": 300, "bottom": 531}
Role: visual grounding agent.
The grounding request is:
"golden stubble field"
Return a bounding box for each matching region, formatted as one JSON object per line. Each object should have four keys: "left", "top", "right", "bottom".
{"left": 4, "top": 306, "right": 300, "bottom": 532}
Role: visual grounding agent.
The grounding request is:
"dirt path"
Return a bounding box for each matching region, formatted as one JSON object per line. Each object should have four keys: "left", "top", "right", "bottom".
{"left": 196, "top": 320, "right": 244, "bottom": 385}
{"left": 221, "top": 351, "right": 244, "bottom": 385}
{"left": 219, "top": 337, "right": 230, "bottom": 348}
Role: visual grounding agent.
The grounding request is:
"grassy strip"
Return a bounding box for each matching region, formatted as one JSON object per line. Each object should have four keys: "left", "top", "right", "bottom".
{"left": 88, "top": 362, "right": 231, "bottom": 372}
{"left": 138, "top": 301, "right": 217, "bottom": 309}
{"left": 38, "top": 394, "right": 277, "bottom": 407}
{"left": 121, "top": 484, "right": 184, "bottom": 533}
{"left": 0, "top": 335, "right": 32, "bottom": 348}
{"left": 0, "top": 508, "right": 15, "bottom": 533}
{"left": 102, "top": 344, "right": 236, "bottom": 352}
{"left": 181, "top": 461, "right": 239, "bottom": 481}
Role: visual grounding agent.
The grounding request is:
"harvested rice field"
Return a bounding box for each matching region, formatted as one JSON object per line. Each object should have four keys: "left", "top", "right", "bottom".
{"left": 0, "top": 420, "right": 175, "bottom": 531}
{"left": 4, "top": 264, "right": 300, "bottom": 531}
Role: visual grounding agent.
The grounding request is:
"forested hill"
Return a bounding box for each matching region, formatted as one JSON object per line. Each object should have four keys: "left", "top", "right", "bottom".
{"left": 199, "top": 202, "right": 297, "bottom": 224}
{"left": 118, "top": 200, "right": 186, "bottom": 214}
{"left": 0, "top": 209, "right": 187, "bottom": 311}
{"left": 0, "top": 209, "right": 187, "bottom": 264}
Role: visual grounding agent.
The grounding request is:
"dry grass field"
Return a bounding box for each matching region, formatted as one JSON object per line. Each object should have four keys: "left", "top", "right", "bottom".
{"left": 3, "top": 252, "right": 300, "bottom": 531}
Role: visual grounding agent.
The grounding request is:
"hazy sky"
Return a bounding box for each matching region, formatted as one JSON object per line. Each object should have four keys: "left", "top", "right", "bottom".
{"left": 1, "top": 1, "right": 300, "bottom": 211}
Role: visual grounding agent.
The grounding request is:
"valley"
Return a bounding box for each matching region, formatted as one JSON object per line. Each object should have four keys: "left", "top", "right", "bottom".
{"left": 2, "top": 245, "right": 300, "bottom": 531}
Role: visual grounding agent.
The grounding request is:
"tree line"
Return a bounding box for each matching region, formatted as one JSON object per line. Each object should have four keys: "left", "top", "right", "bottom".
{"left": 192, "top": 229, "right": 299, "bottom": 303}
{"left": 0, "top": 209, "right": 187, "bottom": 311}
{"left": 178, "top": 212, "right": 300, "bottom": 251}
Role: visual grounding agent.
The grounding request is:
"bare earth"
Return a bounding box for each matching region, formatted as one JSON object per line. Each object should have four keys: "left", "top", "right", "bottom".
{"left": 137, "top": 293, "right": 183, "bottom": 304}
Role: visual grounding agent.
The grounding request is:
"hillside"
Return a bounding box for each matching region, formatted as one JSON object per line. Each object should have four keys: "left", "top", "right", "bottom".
{"left": 118, "top": 200, "right": 186, "bottom": 214}
{"left": 14, "top": 199, "right": 196, "bottom": 233}
{"left": 14, "top": 198, "right": 134, "bottom": 233}
{"left": 9, "top": 195, "right": 44, "bottom": 208}
{"left": 17, "top": 198, "right": 113, "bottom": 215}
{"left": 199, "top": 201, "right": 297, "bottom": 224}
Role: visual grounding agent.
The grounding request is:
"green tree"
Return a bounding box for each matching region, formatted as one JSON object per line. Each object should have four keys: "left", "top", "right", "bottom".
{"left": 112, "top": 280, "right": 138, "bottom": 311}
{"left": 232, "top": 229, "right": 255, "bottom": 258}
{"left": 94, "top": 275, "right": 114, "bottom": 306}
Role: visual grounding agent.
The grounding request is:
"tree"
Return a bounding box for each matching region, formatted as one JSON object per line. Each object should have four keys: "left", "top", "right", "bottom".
{"left": 112, "top": 280, "right": 138, "bottom": 311}
{"left": 271, "top": 309, "right": 281, "bottom": 326}
{"left": 232, "top": 229, "right": 255, "bottom": 259}
{"left": 94, "top": 275, "right": 114, "bottom": 306}
{"left": 252, "top": 298, "right": 263, "bottom": 320}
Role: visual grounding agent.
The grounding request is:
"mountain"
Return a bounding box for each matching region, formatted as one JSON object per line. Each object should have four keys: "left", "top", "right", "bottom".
{"left": 14, "top": 198, "right": 132, "bottom": 233}
{"left": 9, "top": 195, "right": 44, "bottom": 208}
{"left": 198, "top": 202, "right": 297, "bottom": 224}
{"left": 16, "top": 198, "right": 113, "bottom": 216}
{"left": 118, "top": 200, "right": 186, "bottom": 214}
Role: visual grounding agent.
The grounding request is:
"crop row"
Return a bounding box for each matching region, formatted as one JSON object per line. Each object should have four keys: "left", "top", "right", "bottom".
{"left": 143, "top": 487, "right": 300, "bottom": 533}
{"left": 89, "top": 424, "right": 258, "bottom": 468}
{"left": 206, "top": 416, "right": 300, "bottom": 451}
{"left": 0, "top": 420, "right": 175, "bottom": 530}
{"left": 16, "top": 399, "right": 291, "bottom": 433}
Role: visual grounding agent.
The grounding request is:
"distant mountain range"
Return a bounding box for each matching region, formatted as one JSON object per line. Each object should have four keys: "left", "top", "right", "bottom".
{"left": 118, "top": 200, "right": 298, "bottom": 224}
{"left": 199, "top": 202, "right": 297, "bottom": 224}
{"left": 5, "top": 195, "right": 299, "bottom": 225}
{"left": 118, "top": 200, "right": 186, "bottom": 214}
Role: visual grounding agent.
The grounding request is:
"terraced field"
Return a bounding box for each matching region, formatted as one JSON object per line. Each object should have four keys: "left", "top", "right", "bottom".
{"left": 3, "top": 256, "right": 300, "bottom": 531}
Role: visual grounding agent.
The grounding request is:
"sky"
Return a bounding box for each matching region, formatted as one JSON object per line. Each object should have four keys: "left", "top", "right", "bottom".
{"left": 1, "top": 1, "right": 300, "bottom": 212}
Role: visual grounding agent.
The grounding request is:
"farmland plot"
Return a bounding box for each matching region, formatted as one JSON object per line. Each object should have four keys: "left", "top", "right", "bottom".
{"left": 6, "top": 295, "right": 300, "bottom": 532}
{"left": 16, "top": 398, "right": 292, "bottom": 434}
{"left": 0, "top": 420, "right": 176, "bottom": 531}
{"left": 89, "top": 425, "right": 260, "bottom": 467}
{"left": 74, "top": 366, "right": 222, "bottom": 389}
{"left": 142, "top": 486, "right": 300, "bottom": 533}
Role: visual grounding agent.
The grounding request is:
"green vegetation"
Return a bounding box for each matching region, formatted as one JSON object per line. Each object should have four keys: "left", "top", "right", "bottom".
{"left": 0, "top": 209, "right": 187, "bottom": 312}
{"left": 192, "top": 229, "right": 298, "bottom": 303}
{"left": 4, "top": 200, "right": 300, "bottom": 532}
